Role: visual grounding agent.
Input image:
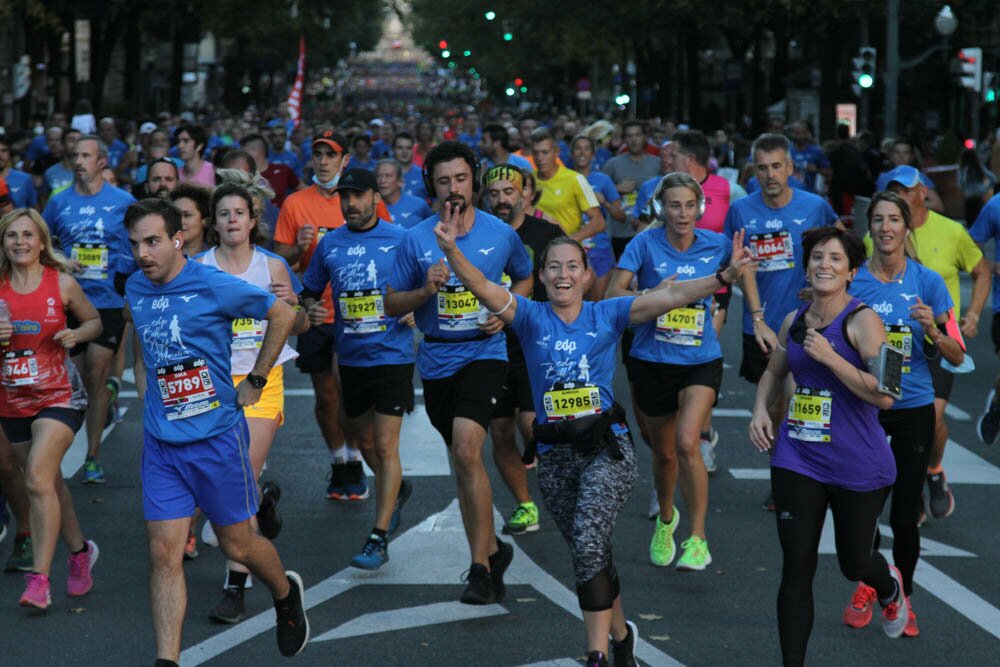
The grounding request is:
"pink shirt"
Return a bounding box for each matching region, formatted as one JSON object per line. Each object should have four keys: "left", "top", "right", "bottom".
{"left": 181, "top": 160, "right": 215, "bottom": 187}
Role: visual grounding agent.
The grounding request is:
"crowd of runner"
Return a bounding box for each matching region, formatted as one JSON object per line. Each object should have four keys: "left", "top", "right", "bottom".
{"left": 0, "top": 103, "right": 998, "bottom": 667}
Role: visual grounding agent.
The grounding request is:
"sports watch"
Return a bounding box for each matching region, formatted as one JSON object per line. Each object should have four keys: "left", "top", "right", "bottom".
{"left": 246, "top": 372, "right": 268, "bottom": 389}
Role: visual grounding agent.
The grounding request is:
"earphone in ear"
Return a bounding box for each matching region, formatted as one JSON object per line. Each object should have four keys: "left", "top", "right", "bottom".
{"left": 174, "top": 240, "right": 182, "bottom": 249}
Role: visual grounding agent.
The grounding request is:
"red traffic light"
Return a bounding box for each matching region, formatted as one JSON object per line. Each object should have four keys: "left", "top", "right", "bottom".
{"left": 438, "top": 40, "right": 448, "bottom": 49}
{"left": 958, "top": 49, "right": 977, "bottom": 63}
{"left": 964, "top": 138, "right": 976, "bottom": 149}
{"left": 514, "top": 77, "right": 523, "bottom": 86}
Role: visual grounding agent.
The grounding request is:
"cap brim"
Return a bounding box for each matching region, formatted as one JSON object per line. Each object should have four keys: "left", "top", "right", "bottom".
{"left": 312, "top": 138, "right": 344, "bottom": 153}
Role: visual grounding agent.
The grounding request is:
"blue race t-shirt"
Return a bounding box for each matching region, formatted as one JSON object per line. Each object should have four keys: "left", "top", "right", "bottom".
{"left": 633, "top": 174, "right": 661, "bottom": 219}
{"left": 387, "top": 193, "right": 434, "bottom": 229}
{"left": 618, "top": 227, "right": 732, "bottom": 365}
{"left": 44, "top": 162, "right": 74, "bottom": 194}
{"left": 43, "top": 183, "right": 136, "bottom": 309}
{"left": 969, "top": 195, "right": 1000, "bottom": 312}
{"left": 302, "top": 220, "right": 415, "bottom": 367}
{"left": 107, "top": 138, "right": 129, "bottom": 169}
{"left": 509, "top": 296, "right": 634, "bottom": 453}
{"left": 3, "top": 169, "right": 38, "bottom": 208}
{"left": 849, "top": 259, "right": 952, "bottom": 409}
{"left": 269, "top": 149, "right": 302, "bottom": 177}
{"left": 388, "top": 209, "right": 532, "bottom": 379}
{"left": 582, "top": 170, "right": 617, "bottom": 260}
{"left": 402, "top": 164, "right": 429, "bottom": 201}
{"left": 724, "top": 189, "right": 838, "bottom": 335}
{"left": 135, "top": 157, "right": 184, "bottom": 186}
{"left": 790, "top": 144, "right": 830, "bottom": 193}
{"left": 127, "top": 260, "right": 276, "bottom": 443}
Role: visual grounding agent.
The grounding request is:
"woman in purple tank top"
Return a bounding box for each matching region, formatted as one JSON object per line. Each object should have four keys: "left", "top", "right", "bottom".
{"left": 748, "top": 226, "right": 909, "bottom": 665}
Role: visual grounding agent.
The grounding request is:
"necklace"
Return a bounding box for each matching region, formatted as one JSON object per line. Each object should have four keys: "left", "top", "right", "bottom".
{"left": 868, "top": 258, "right": 904, "bottom": 284}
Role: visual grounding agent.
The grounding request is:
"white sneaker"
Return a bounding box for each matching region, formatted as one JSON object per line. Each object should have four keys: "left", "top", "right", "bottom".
{"left": 201, "top": 520, "right": 219, "bottom": 547}
{"left": 880, "top": 566, "right": 909, "bottom": 639}
{"left": 700, "top": 438, "right": 717, "bottom": 474}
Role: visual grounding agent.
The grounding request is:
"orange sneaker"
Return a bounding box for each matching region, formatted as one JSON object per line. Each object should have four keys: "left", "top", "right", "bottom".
{"left": 844, "top": 582, "right": 877, "bottom": 628}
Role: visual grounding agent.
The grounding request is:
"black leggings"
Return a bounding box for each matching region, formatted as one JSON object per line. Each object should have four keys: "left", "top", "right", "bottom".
{"left": 772, "top": 466, "right": 895, "bottom": 667}
{"left": 874, "top": 404, "right": 934, "bottom": 596}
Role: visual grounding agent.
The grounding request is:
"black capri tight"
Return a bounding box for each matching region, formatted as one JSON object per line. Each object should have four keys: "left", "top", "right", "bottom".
{"left": 537, "top": 432, "right": 637, "bottom": 603}
{"left": 874, "top": 404, "right": 934, "bottom": 597}
{"left": 771, "top": 466, "right": 896, "bottom": 667}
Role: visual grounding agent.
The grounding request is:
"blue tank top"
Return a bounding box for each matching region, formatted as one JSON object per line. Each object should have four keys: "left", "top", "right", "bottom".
{"left": 771, "top": 297, "right": 896, "bottom": 492}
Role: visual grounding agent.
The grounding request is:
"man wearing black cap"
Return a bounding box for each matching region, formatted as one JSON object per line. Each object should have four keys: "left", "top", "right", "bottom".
{"left": 299, "top": 169, "right": 415, "bottom": 570}
{"left": 274, "top": 133, "right": 391, "bottom": 501}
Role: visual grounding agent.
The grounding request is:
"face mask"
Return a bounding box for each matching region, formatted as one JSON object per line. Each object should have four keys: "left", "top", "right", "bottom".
{"left": 313, "top": 172, "right": 340, "bottom": 190}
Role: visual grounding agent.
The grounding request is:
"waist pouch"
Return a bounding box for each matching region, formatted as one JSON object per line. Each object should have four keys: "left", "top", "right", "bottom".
{"left": 532, "top": 402, "right": 629, "bottom": 460}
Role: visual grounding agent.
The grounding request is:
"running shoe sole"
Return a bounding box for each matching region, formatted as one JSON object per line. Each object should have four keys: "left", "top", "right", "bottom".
{"left": 977, "top": 390, "right": 1000, "bottom": 445}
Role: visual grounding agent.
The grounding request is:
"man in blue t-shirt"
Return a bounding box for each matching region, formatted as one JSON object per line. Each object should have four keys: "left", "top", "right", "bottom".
{"left": 789, "top": 121, "right": 832, "bottom": 194}
{"left": 725, "top": 132, "right": 839, "bottom": 385}
{"left": 97, "top": 117, "right": 129, "bottom": 169}
{"left": 970, "top": 194, "right": 1000, "bottom": 443}
{"left": 392, "top": 132, "right": 429, "bottom": 201}
{"left": 123, "top": 198, "right": 308, "bottom": 664}
{"left": 268, "top": 125, "right": 302, "bottom": 178}
{"left": 479, "top": 124, "right": 532, "bottom": 172}
{"left": 42, "top": 135, "right": 137, "bottom": 484}
{"left": 376, "top": 159, "right": 432, "bottom": 228}
{"left": 301, "top": 169, "right": 416, "bottom": 571}
{"left": 0, "top": 135, "right": 38, "bottom": 209}
{"left": 386, "top": 142, "right": 532, "bottom": 606}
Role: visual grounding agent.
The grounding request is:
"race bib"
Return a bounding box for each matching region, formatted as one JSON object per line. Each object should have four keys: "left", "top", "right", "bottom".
{"left": 339, "top": 289, "right": 386, "bottom": 335}
{"left": 72, "top": 243, "right": 109, "bottom": 280}
{"left": 786, "top": 386, "right": 832, "bottom": 443}
{"left": 317, "top": 227, "right": 336, "bottom": 241}
{"left": 886, "top": 323, "right": 912, "bottom": 373}
{"left": 623, "top": 192, "right": 638, "bottom": 208}
{"left": 2, "top": 349, "right": 39, "bottom": 386}
{"left": 231, "top": 318, "right": 264, "bottom": 350}
{"left": 749, "top": 231, "right": 794, "bottom": 272}
{"left": 437, "top": 284, "right": 480, "bottom": 331}
{"left": 156, "top": 358, "right": 219, "bottom": 421}
{"left": 655, "top": 302, "right": 706, "bottom": 346}
{"left": 543, "top": 381, "right": 602, "bottom": 421}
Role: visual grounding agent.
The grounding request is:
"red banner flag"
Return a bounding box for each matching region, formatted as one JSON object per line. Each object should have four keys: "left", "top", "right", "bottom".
{"left": 287, "top": 36, "right": 306, "bottom": 128}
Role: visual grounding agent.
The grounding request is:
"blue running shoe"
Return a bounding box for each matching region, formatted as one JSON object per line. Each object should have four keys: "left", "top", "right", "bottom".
{"left": 82, "top": 458, "right": 106, "bottom": 484}
{"left": 350, "top": 534, "right": 388, "bottom": 570}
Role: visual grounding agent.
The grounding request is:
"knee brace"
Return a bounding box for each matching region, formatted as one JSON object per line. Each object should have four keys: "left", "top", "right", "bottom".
{"left": 576, "top": 565, "right": 620, "bottom": 612}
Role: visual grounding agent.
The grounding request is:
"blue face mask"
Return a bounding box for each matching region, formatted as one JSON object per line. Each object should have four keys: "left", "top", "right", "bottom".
{"left": 313, "top": 172, "right": 340, "bottom": 189}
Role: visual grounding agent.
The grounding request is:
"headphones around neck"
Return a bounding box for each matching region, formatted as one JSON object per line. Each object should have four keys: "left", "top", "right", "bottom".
{"left": 651, "top": 172, "right": 706, "bottom": 222}
{"left": 421, "top": 141, "right": 481, "bottom": 196}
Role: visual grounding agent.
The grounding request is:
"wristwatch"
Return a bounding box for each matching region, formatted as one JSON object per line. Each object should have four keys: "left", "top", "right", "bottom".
{"left": 246, "top": 372, "right": 268, "bottom": 389}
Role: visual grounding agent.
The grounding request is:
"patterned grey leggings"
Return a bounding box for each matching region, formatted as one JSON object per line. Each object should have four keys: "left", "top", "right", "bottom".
{"left": 537, "top": 433, "right": 638, "bottom": 585}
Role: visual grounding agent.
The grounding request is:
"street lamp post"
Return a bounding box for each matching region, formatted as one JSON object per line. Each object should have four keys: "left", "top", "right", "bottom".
{"left": 884, "top": 3, "right": 958, "bottom": 137}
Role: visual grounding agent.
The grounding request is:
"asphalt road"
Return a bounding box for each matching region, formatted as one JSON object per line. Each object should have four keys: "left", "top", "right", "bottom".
{"left": 2, "top": 281, "right": 999, "bottom": 666}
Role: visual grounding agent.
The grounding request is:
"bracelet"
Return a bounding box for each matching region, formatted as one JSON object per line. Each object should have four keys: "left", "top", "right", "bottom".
{"left": 751, "top": 308, "right": 764, "bottom": 315}
{"left": 752, "top": 316, "right": 765, "bottom": 324}
{"left": 490, "top": 291, "right": 514, "bottom": 317}
{"left": 715, "top": 269, "right": 732, "bottom": 287}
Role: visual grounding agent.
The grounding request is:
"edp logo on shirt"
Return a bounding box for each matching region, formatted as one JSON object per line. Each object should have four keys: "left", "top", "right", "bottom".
{"left": 554, "top": 339, "right": 577, "bottom": 354}
{"left": 676, "top": 265, "right": 696, "bottom": 276}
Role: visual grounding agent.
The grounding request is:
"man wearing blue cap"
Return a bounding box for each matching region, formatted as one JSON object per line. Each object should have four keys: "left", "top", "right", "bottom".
{"left": 875, "top": 138, "right": 945, "bottom": 212}
{"left": 867, "top": 165, "right": 990, "bottom": 521}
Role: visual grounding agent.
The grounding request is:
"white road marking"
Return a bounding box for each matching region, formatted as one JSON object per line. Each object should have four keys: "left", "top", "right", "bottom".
{"left": 314, "top": 601, "right": 508, "bottom": 641}
{"left": 728, "top": 439, "right": 1000, "bottom": 485}
{"left": 180, "top": 501, "right": 682, "bottom": 666}
{"left": 519, "top": 662, "right": 581, "bottom": 667}
{"left": 712, "top": 408, "right": 752, "bottom": 418}
{"left": 945, "top": 403, "right": 971, "bottom": 421}
{"left": 62, "top": 407, "right": 128, "bottom": 478}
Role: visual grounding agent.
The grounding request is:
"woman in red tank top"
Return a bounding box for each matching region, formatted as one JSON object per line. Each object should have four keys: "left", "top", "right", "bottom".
{"left": 0, "top": 208, "right": 102, "bottom": 610}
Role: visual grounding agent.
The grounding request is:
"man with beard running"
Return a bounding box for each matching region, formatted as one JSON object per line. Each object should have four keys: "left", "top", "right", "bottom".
{"left": 386, "top": 143, "right": 533, "bottom": 604}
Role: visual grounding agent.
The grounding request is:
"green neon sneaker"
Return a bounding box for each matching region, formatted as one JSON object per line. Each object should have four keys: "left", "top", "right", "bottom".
{"left": 649, "top": 510, "right": 679, "bottom": 567}
{"left": 5, "top": 535, "right": 33, "bottom": 572}
{"left": 82, "top": 458, "right": 106, "bottom": 485}
{"left": 676, "top": 535, "right": 712, "bottom": 571}
{"left": 502, "top": 502, "right": 540, "bottom": 535}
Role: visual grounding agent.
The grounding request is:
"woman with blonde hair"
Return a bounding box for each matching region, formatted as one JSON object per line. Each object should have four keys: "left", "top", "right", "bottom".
{"left": 0, "top": 208, "right": 102, "bottom": 609}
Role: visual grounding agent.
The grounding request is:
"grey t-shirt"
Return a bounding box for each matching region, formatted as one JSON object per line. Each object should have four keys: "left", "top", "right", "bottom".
{"left": 601, "top": 153, "right": 661, "bottom": 238}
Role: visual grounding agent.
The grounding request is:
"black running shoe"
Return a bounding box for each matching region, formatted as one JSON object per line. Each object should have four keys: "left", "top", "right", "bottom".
{"left": 257, "top": 481, "right": 283, "bottom": 540}
{"left": 210, "top": 587, "right": 246, "bottom": 624}
{"left": 459, "top": 564, "right": 496, "bottom": 605}
{"left": 611, "top": 619, "right": 639, "bottom": 666}
{"left": 488, "top": 538, "right": 514, "bottom": 602}
{"left": 274, "top": 571, "right": 309, "bottom": 657}
{"left": 586, "top": 650, "right": 610, "bottom": 667}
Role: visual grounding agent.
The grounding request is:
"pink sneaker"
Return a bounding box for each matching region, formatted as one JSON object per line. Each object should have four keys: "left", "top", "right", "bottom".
{"left": 20, "top": 572, "right": 51, "bottom": 609}
{"left": 67, "top": 540, "right": 99, "bottom": 597}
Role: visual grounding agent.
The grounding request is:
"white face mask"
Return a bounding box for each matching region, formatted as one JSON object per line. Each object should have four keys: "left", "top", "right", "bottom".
{"left": 313, "top": 172, "right": 340, "bottom": 190}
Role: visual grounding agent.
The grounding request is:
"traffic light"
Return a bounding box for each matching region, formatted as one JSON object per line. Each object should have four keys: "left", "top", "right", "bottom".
{"left": 984, "top": 72, "right": 998, "bottom": 103}
{"left": 438, "top": 40, "right": 448, "bottom": 50}
{"left": 484, "top": 10, "right": 496, "bottom": 21}
{"left": 852, "top": 47, "right": 877, "bottom": 92}
{"left": 957, "top": 47, "right": 983, "bottom": 92}
{"left": 502, "top": 20, "right": 513, "bottom": 41}
{"left": 514, "top": 77, "right": 523, "bottom": 87}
